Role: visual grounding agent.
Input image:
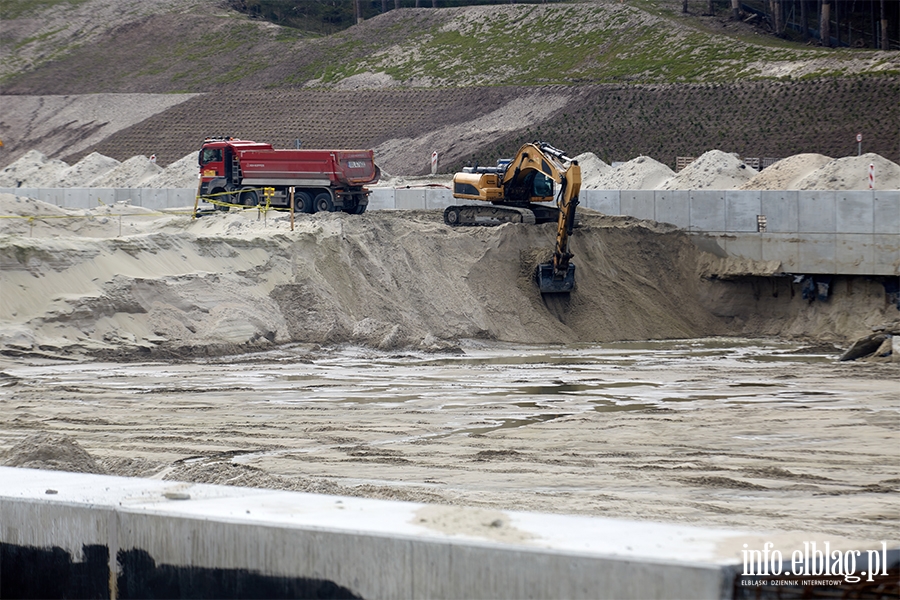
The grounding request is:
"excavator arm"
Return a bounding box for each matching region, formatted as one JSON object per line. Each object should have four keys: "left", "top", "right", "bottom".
{"left": 522, "top": 143, "right": 581, "bottom": 294}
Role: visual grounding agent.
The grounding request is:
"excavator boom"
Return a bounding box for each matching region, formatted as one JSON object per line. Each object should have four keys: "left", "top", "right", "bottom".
{"left": 448, "top": 141, "right": 582, "bottom": 294}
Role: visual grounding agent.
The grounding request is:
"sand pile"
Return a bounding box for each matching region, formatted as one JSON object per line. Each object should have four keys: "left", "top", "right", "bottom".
{"left": 0, "top": 195, "right": 727, "bottom": 357}
{"left": 2, "top": 194, "right": 892, "bottom": 360}
{"left": 1, "top": 432, "right": 105, "bottom": 474}
{"left": 658, "top": 150, "right": 757, "bottom": 190}
{"left": 87, "top": 155, "right": 163, "bottom": 187}
{"left": 795, "top": 153, "right": 900, "bottom": 191}
{"left": 54, "top": 152, "right": 121, "bottom": 187}
{"left": 573, "top": 152, "right": 611, "bottom": 188}
{"left": 590, "top": 155, "right": 674, "bottom": 190}
{"left": 144, "top": 152, "right": 200, "bottom": 188}
{"left": 0, "top": 150, "right": 68, "bottom": 188}
{"left": 739, "top": 153, "right": 832, "bottom": 190}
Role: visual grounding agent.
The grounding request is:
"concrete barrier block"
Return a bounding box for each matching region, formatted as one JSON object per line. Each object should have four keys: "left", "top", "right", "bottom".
{"left": 115, "top": 189, "right": 140, "bottom": 205}
{"left": 64, "top": 189, "right": 93, "bottom": 209}
{"left": 10, "top": 188, "right": 39, "bottom": 201}
{"left": 689, "top": 191, "right": 726, "bottom": 232}
{"left": 621, "top": 191, "right": 655, "bottom": 221}
{"left": 654, "top": 190, "right": 690, "bottom": 229}
{"left": 725, "top": 191, "right": 762, "bottom": 232}
{"left": 425, "top": 188, "right": 453, "bottom": 210}
{"left": 798, "top": 191, "right": 836, "bottom": 233}
{"left": 761, "top": 234, "right": 799, "bottom": 272}
{"left": 395, "top": 189, "right": 426, "bottom": 210}
{"left": 874, "top": 233, "right": 900, "bottom": 275}
{"left": 37, "top": 189, "right": 63, "bottom": 206}
{"left": 367, "top": 188, "right": 395, "bottom": 211}
{"left": 835, "top": 233, "right": 875, "bottom": 275}
{"left": 582, "top": 190, "right": 620, "bottom": 215}
{"left": 169, "top": 189, "right": 197, "bottom": 209}
{"left": 874, "top": 190, "right": 900, "bottom": 235}
{"left": 761, "top": 191, "right": 798, "bottom": 233}
{"left": 836, "top": 192, "right": 874, "bottom": 234}
{"left": 140, "top": 189, "right": 169, "bottom": 211}
{"left": 797, "top": 233, "right": 836, "bottom": 273}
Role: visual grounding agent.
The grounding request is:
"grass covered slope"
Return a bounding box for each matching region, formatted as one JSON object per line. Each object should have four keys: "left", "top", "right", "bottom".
{"left": 3, "top": 1, "right": 898, "bottom": 93}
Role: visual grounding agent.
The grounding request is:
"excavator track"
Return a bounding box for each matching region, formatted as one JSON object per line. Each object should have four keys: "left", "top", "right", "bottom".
{"left": 444, "top": 204, "right": 538, "bottom": 226}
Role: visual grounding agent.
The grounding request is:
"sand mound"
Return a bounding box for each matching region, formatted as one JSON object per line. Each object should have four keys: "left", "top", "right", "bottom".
{"left": 591, "top": 156, "right": 674, "bottom": 190}
{"left": 795, "top": 153, "right": 900, "bottom": 191}
{"left": 87, "top": 155, "right": 163, "bottom": 188}
{"left": 659, "top": 150, "right": 757, "bottom": 190}
{"left": 0, "top": 150, "right": 68, "bottom": 188}
{"left": 739, "top": 153, "right": 832, "bottom": 190}
{"left": 54, "top": 152, "right": 121, "bottom": 187}
{"left": 144, "top": 151, "right": 200, "bottom": 188}
{"left": 573, "top": 152, "right": 611, "bottom": 188}
{"left": 0, "top": 199, "right": 726, "bottom": 357}
{"left": 2, "top": 432, "right": 106, "bottom": 474}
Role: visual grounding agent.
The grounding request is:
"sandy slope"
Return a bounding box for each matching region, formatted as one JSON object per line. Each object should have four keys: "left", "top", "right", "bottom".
{"left": 1, "top": 195, "right": 895, "bottom": 362}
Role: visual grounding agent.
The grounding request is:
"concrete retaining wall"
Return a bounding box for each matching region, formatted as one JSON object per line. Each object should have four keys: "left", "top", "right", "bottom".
{"left": 2, "top": 467, "right": 743, "bottom": 599}
{"left": 2, "top": 187, "right": 898, "bottom": 275}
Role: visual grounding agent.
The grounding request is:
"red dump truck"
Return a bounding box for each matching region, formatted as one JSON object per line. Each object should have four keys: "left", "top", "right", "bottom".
{"left": 198, "top": 137, "right": 380, "bottom": 214}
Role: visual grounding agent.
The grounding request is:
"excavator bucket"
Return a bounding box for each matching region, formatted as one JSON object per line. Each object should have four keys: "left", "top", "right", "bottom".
{"left": 536, "top": 262, "right": 576, "bottom": 294}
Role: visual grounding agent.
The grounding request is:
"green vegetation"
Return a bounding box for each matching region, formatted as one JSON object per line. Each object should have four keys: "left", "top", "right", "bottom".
{"left": 0, "top": 0, "right": 87, "bottom": 20}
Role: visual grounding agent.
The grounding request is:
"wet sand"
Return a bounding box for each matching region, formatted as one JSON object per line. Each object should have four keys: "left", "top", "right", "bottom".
{"left": 2, "top": 339, "right": 897, "bottom": 545}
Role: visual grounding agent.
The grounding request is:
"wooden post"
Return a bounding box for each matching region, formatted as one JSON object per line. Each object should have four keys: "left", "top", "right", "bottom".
{"left": 290, "top": 187, "right": 295, "bottom": 232}
{"left": 731, "top": 0, "right": 740, "bottom": 21}
{"left": 881, "top": 0, "right": 890, "bottom": 50}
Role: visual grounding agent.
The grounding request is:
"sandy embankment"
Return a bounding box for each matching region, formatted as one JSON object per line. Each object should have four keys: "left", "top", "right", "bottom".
{"left": 1, "top": 193, "right": 896, "bottom": 360}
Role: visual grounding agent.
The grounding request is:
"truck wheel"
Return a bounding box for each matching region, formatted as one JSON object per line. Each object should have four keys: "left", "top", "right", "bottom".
{"left": 352, "top": 203, "right": 367, "bottom": 215}
{"left": 239, "top": 188, "right": 258, "bottom": 206}
{"left": 314, "top": 192, "right": 334, "bottom": 213}
{"left": 295, "top": 191, "right": 314, "bottom": 213}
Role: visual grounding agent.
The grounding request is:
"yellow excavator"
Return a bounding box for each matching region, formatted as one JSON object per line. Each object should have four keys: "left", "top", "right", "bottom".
{"left": 445, "top": 141, "right": 581, "bottom": 294}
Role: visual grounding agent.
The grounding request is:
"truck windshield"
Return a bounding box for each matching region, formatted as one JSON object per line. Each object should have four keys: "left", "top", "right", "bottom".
{"left": 200, "top": 148, "right": 222, "bottom": 165}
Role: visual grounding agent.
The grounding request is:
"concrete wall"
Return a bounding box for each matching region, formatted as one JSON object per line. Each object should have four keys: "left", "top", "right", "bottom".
{"left": 1, "top": 467, "right": 741, "bottom": 600}
{"left": 2, "top": 187, "right": 898, "bottom": 275}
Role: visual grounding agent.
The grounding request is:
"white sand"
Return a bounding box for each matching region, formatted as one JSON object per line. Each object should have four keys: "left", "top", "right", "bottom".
{"left": 795, "top": 152, "right": 900, "bottom": 191}
{"left": 658, "top": 150, "right": 757, "bottom": 190}
{"left": 739, "top": 153, "right": 832, "bottom": 190}
{"left": 589, "top": 155, "right": 674, "bottom": 190}
{"left": 86, "top": 155, "right": 163, "bottom": 188}
{"left": 1, "top": 147, "right": 897, "bottom": 191}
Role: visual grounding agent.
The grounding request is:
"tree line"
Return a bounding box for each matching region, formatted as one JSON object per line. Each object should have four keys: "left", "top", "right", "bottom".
{"left": 230, "top": 0, "right": 563, "bottom": 34}
{"left": 690, "top": 1, "right": 896, "bottom": 50}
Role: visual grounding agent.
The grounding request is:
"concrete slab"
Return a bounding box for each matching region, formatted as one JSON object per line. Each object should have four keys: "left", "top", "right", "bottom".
{"left": 761, "top": 191, "right": 799, "bottom": 233}
{"left": 798, "top": 191, "right": 836, "bottom": 234}
{"left": 835, "top": 192, "right": 874, "bottom": 234}
{"left": 654, "top": 190, "right": 690, "bottom": 229}
{"left": 395, "top": 189, "right": 426, "bottom": 210}
{"left": 725, "top": 191, "right": 762, "bottom": 233}
{"left": 874, "top": 190, "right": 900, "bottom": 235}
{"left": 797, "top": 233, "right": 836, "bottom": 274}
{"left": 721, "top": 234, "right": 763, "bottom": 262}
{"left": 761, "top": 234, "right": 800, "bottom": 272}
{"left": 367, "top": 188, "right": 395, "bottom": 211}
{"left": 690, "top": 191, "right": 726, "bottom": 232}
{"left": 835, "top": 233, "right": 875, "bottom": 275}
{"left": 582, "top": 190, "right": 620, "bottom": 215}
{"left": 620, "top": 190, "right": 655, "bottom": 221}
{"left": 0, "top": 467, "right": 762, "bottom": 600}
{"left": 425, "top": 188, "right": 453, "bottom": 210}
{"left": 874, "top": 233, "right": 900, "bottom": 275}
